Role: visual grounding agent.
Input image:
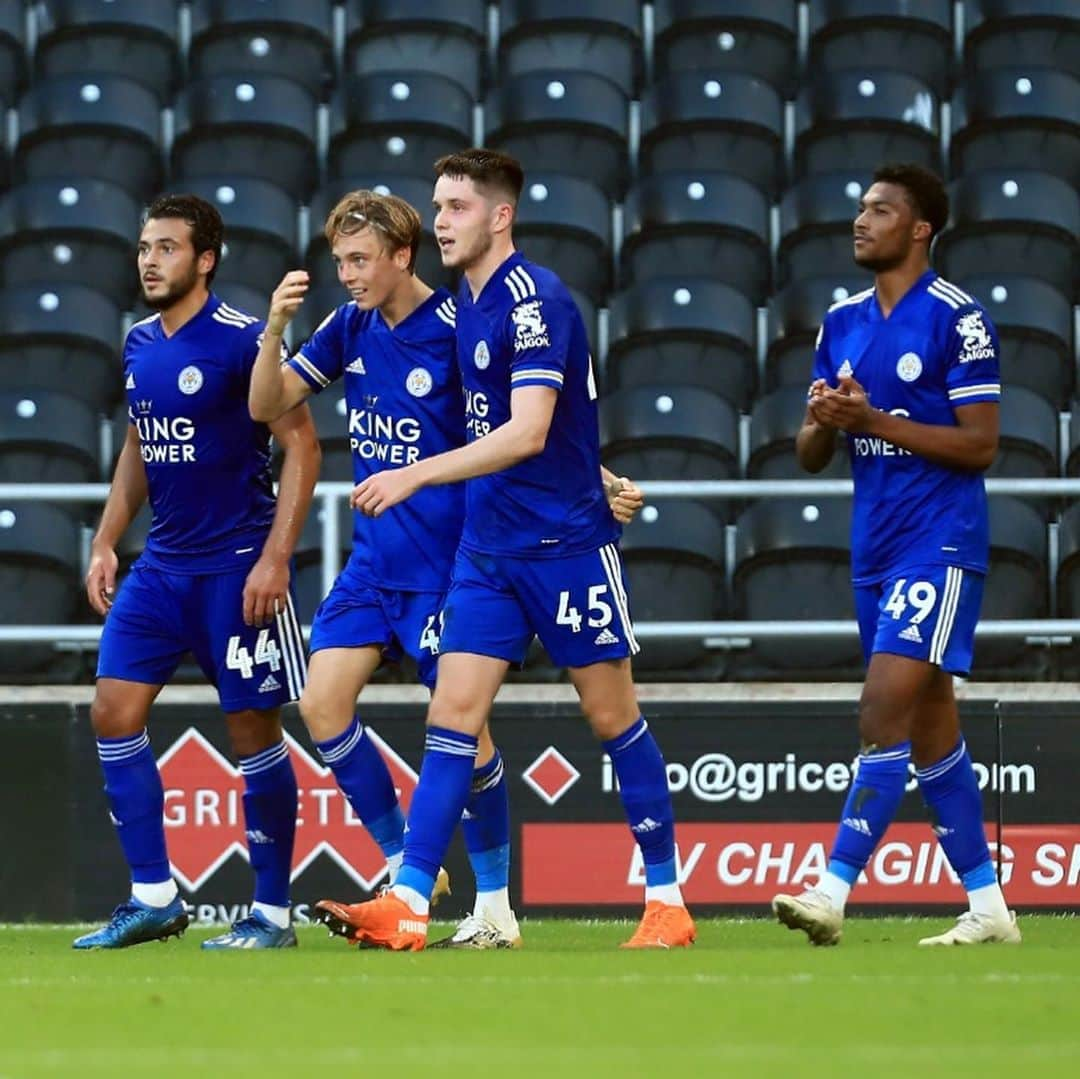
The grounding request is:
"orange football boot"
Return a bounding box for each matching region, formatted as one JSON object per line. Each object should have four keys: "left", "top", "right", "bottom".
{"left": 315, "top": 891, "right": 428, "bottom": 951}
{"left": 620, "top": 901, "right": 697, "bottom": 949}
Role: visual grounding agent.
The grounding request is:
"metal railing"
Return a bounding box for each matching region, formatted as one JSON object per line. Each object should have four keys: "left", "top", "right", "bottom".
{"left": 1, "top": 478, "right": 1078, "bottom": 646}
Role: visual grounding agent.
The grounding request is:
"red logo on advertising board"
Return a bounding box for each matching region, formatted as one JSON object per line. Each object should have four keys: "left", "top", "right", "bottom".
{"left": 522, "top": 822, "right": 1080, "bottom": 906}
{"left": 522, "top": 746, "right": 580, "bottom": 805}
{"left": 157, "top": 728, "right": 416, "bottom": 892}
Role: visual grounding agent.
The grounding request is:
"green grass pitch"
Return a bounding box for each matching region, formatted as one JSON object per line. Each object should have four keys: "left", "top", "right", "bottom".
{"left": 2, "top": 917, "right": 1078, "bottom": 1079}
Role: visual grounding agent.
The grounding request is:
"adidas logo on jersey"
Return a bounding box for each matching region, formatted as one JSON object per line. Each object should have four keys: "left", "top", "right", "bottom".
{"left": 898, "top": 623, "right": 923, "bottom": 644}
{"left": 346, "top": 356, "right": 366, "bottom": 374}
{"left": 258, "top": 674, "right": 281, "bottom": 693}
{"left": 594, "top": 628, "right": 620, "bottom": 646}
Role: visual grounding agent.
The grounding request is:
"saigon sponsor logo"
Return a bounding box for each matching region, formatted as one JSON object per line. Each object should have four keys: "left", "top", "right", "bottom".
{"left": 511, "top": 300, "right": 550, "bottom": 352}
{"left": 602, "top": 751, "right": 1036, "bottom": 803}
{"left": 956, "top": 310, "right": 995, "bottom": 362}
{"left": 156, "top": 727, "right": 417, "bottom": 891}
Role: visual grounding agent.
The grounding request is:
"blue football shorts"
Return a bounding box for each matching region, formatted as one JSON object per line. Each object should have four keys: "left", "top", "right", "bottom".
{"left": 439, "top": 542, "right": 639, "bottom": 668}
{"left": 308, "top": 564, "right": 443, "bottom": 690}
{"left": 97, "top": 559, "right": 305, "bottom": 711}
{"left": 855, "top": 563, "right": 985, "bottom": 675}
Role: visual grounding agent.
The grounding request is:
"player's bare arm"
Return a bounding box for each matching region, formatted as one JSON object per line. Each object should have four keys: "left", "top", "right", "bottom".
{"left": 352, "top": 386, "right": 557, "bottom": 517}
{"left": 248, "top": 271, "right": 315, "bottom": 422}
{"left": 243, "top": 403, "right": 321, "bottom": 626}
{"left": 601, "top": 465, "right": 644, "bottom": 524}
{"left": 815, "top": 374, "right": 998, "bottom": 471}
{"left": 86, "top": 424, "right": 148, "bottom": 616}
{"left": 796, "top": 379, "right": 840, "bottom": 473}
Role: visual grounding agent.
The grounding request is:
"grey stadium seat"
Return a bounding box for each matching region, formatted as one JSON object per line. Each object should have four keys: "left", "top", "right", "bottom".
{"left": 16, "top": 74, "right": 163, "bottom": 201}
{"left": 777, "top": 172, "right": 871, "bottom": 288}
{"left": 173, "top": 75, "right": 318, "bottom": 200}
{"left": 329, "top": 72, "right": 473, "bottom": 185}
{"left": 0, "top": 284, "right": 122, "bottom": 413}
{"left": 1063, "top": 402, "right": 1080, "bottom": 478}
{"left": 346, "top": 0, "right": 487, "bottom": 101}
{"left": 809, "top": 1, "right": 953, "bottom": 96}
{"left": 653, "top": 0, "right": 797, "bottom": 97}
{"left": 189, "top": 0, "right": 334, "bottom": 99}
{"left": 605, "top": 279, "right": 756, "bottom": 410}
{"left": 640, "top": 72, "right": 784, "bottom": 198}
{"left": 599, "top": 386, "right": 738, "bottom": 523}
{"left": 293, "top": 502, "right": 353, "bottom": 622}
{"left": 0, "top": 178, "right": 140, "bottom": 307}
{"left": 34, "top": 0, "right": 180, "bottom": 101}
{"left": 934, "top": 170, "right": 1079, "bottom": 302}
{"left": 794, "top": 68, "right": 941, "bottom": 179}
{"left": 977, "top": 496, "right": 1048, "bottom": 673}
{"left": 765, "top": 274, "right": 872, "bottom": 390}
{"left": 308, "top": 176, "right": 454, "bottom": 293}
{"left": 487, "top": 71, "right": 629, "bottom": 201}
{"left": 0, "top": 0, "right": 27, "bottom": 102}
{"left": 747, "top": 386, "right": 851, "bottom": 481}
{"left": 963, "top": 0, "right": 1080, "bottom": 78}
{"left": 1054, "top": 502, "right": 1080, "bottom": 639}
{"left": 733, "top": 497, "right": 862, "bottom": 674}
{"left": 950, "top": 67, "right": 1080, "bottom": 189}
{"left": 174, "top": 177, "right": 298, "bottom": 296}
{"left": 957, "top": 274, "right": 1073, "bottom": 409}
{"left": 513, "top": 173, "right": 611, "bottom": 304}
{"left": 986, "top": 386, "right": 1059, "bottom": 519}
{"left": 0, "top": 390, "right": 99, "bottom": 485}
{"left": 620, "top": 172, "right": 770, "bottom": 304}
{"left": 620, "top": 500, "right": 728, "bottom": 671}
{"left": 0, "top": 503, "right": 83, "bottom": 675}
{"left": 498, "top": 0, "right": 643, "bottom": 98}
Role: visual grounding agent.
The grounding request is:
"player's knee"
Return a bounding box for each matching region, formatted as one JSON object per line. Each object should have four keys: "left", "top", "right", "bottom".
{"left": 856, "top": 690, "right": 908, "bottom": 748}
{"left": 297, "top": 685, "right": 351, "bottom": 743}
{"left": 426, "top": 692, "right": 483, "bottom": 736}
{"left": 226, "top": 709, "right": 282, "bottom": 757}
{"left": 89, "top": 691, "right": 145, "bottom": 739}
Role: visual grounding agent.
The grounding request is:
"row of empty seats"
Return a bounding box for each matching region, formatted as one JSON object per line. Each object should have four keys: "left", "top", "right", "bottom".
{"left": 1, "top": 491, "right": 1076, "bottom": 679}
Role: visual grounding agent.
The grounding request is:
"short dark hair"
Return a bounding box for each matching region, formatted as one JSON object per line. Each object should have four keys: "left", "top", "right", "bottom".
{"left": 872, "top": 163, "right": 949, "bottom": 240}
{"left": 433, "top": 148, "right": 525, "bottom": 206}
{"left": 143, "top": 193, "right": 224, "bottom": 283}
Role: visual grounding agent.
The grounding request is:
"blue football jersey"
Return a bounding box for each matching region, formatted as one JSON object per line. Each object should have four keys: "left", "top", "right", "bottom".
{"left": 288, "top": 288, "right": 465, "bottom": 592}
{"left": 124, "top": 295, "right": 276, "bottom": 573}
{"left": 812, "top": 271, "right": 1002, "bottom": 585}
{"left": 454, "top": 252, "right": 617, "bottom": 558}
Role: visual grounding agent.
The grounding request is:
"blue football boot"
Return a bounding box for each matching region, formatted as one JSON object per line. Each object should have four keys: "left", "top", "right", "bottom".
{"left": 73, "top": 896, "right": 189, "bottom": 949}
{"left": 201, "top": 910, "right": 298, "bottom": 950}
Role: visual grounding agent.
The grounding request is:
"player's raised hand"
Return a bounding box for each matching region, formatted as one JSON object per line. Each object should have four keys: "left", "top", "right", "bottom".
{"left": 351, "top": 468, "right": 420, "bottom": 517}
{"left": 266, "top": 271, "right": 310, "bottom": 336}
{"left": 607, "top": 476, "right": 644, "bottom": 524}
{"left": 85, "top": 542, "right": 118, "bottom": 617}
{"left": 243, "top": 554, "right": 290, "bottom": 627}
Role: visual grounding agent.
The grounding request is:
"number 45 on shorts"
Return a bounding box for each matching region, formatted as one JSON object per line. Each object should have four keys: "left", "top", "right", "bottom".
{"left": 555, "top": 585, "right": 613, "bottom": 633}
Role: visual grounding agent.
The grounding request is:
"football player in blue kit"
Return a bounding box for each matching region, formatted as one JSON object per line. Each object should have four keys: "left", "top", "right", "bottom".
{"left": 772, "top": 164, "right": 1019, "bottom": 947}
{"left": 249, "top": 189, "right": 643, "bottom": 949}
{"left": 344, "top": 149, "right": 694, "bottom": 951}
{"left": 75, "top": 195, "right": 321, "bottom": 950}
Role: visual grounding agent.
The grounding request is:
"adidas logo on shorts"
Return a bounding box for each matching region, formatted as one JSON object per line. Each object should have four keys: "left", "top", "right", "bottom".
{"left": 594, "top": 628, "right": 619, "bottom": 646}
{"left": 258, "top": 674, "right": 281, "bottom": 693}
{"left": 898, "top": 623, "right": 923, "bottom": 644}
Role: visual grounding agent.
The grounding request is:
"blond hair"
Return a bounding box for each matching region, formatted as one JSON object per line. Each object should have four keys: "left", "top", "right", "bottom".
{"left": 323, "top": 190, "right": 422, "bottom": 273}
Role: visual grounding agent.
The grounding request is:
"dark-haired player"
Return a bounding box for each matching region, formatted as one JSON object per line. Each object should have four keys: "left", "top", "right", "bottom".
{"left": 340, "top": 149, "right": 695, "bottom": 951}
{"left": 772, "top": 164, "right": 1018, "bottom": 947}
{"left": 75, "top": 195, "right": 320, "bottom": 950}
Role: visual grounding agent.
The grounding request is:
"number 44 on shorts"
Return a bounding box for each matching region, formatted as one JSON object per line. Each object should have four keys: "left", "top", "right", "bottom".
{"left": 226, "top": 630, "right": 282, "bottom": 680}
{"left": 556, "top": 586, "right": 613, "bottom": 634}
